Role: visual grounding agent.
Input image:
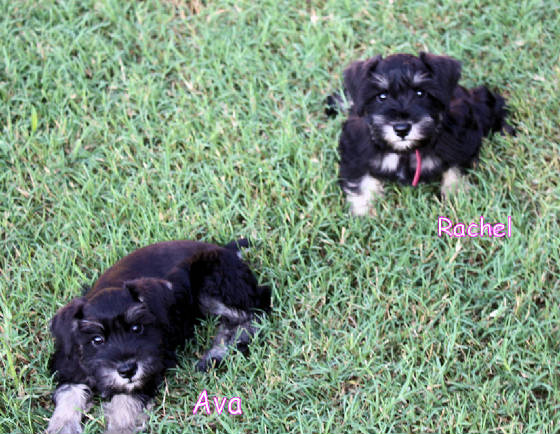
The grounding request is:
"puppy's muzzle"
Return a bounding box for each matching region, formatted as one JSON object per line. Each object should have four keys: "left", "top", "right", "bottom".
{"left": 117, "top": 360, "right": 138, "bottom": 379}
{"left": 393, "top": 122, "right": 412, "bottom": 139}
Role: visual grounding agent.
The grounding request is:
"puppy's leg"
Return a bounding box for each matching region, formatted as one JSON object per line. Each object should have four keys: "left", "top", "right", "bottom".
{"left": 343, "top": 175, "right": 384, "bottom": 216}
{"left": 338, "top": 116, "right": 381, "bottom": 216}
{"left": 441, "top": 167, "right": 469, "bottom": 197}
{"left": 103, "top": 394, "right": 147, "bottom": 434}
{"left": 196, "top": 318, "right": 258, "bottom": 372}
{"left": 199, "top": 295, "right": 251, "bottom": 324}
{"left": 197, "top": 295, "right": 257, "bottom": 371}
{"left": 196, "top": 322, "right": 233, "bottom": 372}
{"left": 46, "top": 384, "right": 91, "bottom": 434}
{"left": 226, "top": 318, "right": 257, "bottom": 354}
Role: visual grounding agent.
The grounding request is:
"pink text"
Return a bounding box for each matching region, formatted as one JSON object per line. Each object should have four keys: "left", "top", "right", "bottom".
{"left": 438, "top": 216, "right": 512, "bottom": 238}
{"left": 193, "top": 389, "right": 243, "bottom": 416}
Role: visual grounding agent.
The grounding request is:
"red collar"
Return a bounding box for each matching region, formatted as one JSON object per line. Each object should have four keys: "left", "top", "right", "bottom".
{"left": 412, "top": 149, "right": 421, "bottom": 187}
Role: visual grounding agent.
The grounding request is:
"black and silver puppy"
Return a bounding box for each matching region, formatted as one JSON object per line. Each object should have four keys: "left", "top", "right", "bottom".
{"left": 327, "top": 52, "right": 511, "bottom": 216}
{"left": 47, "top": 239, "right": 270, "bottom": 434}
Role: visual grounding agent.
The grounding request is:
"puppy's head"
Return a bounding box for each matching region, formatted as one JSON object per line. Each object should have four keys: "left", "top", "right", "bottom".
{"left": 344, "top": 52, "right": 461, "bottom": 152}
{"left": 50, "top": 278, "right": 175, "bottom": 397}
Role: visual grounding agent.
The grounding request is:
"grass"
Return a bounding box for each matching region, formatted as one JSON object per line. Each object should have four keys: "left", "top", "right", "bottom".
{"left": 1, "top": 0, "right": 559, "bottom": 432}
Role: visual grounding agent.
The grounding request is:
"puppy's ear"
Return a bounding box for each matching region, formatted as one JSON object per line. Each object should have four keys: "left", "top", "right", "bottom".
{"left": 420, "top": 52, "right": 462, "bottom": 106}
{"left": 50, "top": 297, "right": 85, "bottom": 358}
{"left": 343, "top": 55, "right": 382, "bottom": 116}
{"left": 124, "top": 279, "right": 175, "bottom": 326}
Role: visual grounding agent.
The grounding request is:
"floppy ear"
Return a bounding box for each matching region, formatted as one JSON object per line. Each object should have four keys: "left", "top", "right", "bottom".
{"left": 50, "top": 297, "right": 85, "bottom": 358}
{"left": 124, "top": 279, "right": 175, "bottom": 326}
{"left": 178, "top": 247, "right": 268, "bottom": 312}
{"left": 419, "top": 52, "right": 462, "bottom": 106}
{"left": 343, "top": 55, "right": 382, "bottom": 116}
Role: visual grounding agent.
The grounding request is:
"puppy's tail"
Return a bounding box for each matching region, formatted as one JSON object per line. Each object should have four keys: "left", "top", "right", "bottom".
{"left": 224, "top": 238, "right": 250, "bottom": 251}
{"left": 325, "top": 93, "right": 342, "bottom": 117}
{"left": 472, "top": 86, "right": 514, "bottom": 136}
{"left": 325, "top": 90, "right": 353, "bottom": 118}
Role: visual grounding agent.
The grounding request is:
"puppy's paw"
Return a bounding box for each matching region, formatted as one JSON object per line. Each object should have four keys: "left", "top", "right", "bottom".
{"left": 105, "top": 424, "right": 143, "bottom": 434}
{"left": 104, "top": 394, "right": 146, "bottom": 434}
{"left": 344, "top": 175, "right": 384, "bottom": 216}
{"left": 441, "top": 167, "right": 469, "bottom": 198}
{"left": 46, "top": 417, "right": 83, "bottom": 434}
{"left": 196, "top": 350, "right": 226, "bottom": 372}
{"left": 195, "top": 358, "right": 213, "bottom": 373}
{"left": 348, "top": 197, "right": 379, "bottom": 216}
{"left": 46, "top": 384, "right": 91, "bottom": 434}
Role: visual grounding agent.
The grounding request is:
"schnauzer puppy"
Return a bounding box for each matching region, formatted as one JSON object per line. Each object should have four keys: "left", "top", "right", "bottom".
{"left": 326, "top": 52, "right": 511, "bottom": 216}
{"left": 46, "top": 239, "right": 270, "bottom": 434}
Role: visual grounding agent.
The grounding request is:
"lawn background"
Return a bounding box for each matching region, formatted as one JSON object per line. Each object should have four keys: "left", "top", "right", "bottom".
{"left": 1, "top": 0, "right": 559, "bottom": 432}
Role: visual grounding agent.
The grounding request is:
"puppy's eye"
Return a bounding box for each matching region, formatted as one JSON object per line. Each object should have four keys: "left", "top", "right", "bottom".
{"left": 415, "top": 89, "right": 425, "bottom": 97}
{"left": 91, "top": 336, "right": 104, "bottom": 346}
{"left": 130, "top": 324, "right": 143, "bottom": 334}
{"left": 377, "top": 93, "right": 388, "bottom": 102}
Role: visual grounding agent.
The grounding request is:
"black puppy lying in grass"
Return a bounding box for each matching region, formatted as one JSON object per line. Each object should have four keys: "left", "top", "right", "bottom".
{"left": 47, "top": 239, "right": 270, "bottom": 434}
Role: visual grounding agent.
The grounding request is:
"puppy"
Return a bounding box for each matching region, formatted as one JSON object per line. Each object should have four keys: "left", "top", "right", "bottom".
{"left": 327, "top": 52, "right": 512, "bottom": 216}
{"left": 46, "top": 239, "right": 270, "bottom": 434}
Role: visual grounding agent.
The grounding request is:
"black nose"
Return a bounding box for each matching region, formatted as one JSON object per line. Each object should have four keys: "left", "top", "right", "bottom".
{"left": 393, "top": 122, "right": 412, "bottom": 139}
{"left": 117, "top": 361, "right": 138, "bottom": 379}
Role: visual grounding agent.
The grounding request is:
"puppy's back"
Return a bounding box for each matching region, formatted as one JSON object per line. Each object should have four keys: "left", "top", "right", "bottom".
{"left": 92, "top": 240, "right": 218, "bottom": 292}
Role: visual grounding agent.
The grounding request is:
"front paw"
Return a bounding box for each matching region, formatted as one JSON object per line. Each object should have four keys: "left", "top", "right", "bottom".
{"left": 46, "top": 384, "right": 91, "bottom": 434}
{"left": 441, "top": 167, "right": 469, "bottom": 198}
{"left": 349, "top": 198, "right": 378, "bottom": 216}
{"left": 103, "top": 394, "right": 147, "bottom": 434}
{"left": 105, "top": 414, "right": 147, "bottom": 434}
{"left": 344, "top": 175, "right": 384, "bottom": 216}
{"left": 105, "top": 426, "right": 139, "bottom": 434}
{"left": 105, "top": 425, "right": 142, "bottom": 434}
{"left": 46, "top": 417, "right": 82, "bottom": 434}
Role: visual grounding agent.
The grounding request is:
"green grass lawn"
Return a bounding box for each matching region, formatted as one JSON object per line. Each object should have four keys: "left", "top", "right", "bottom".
{"left": 1, "top": 0, "right": 559, "bottom": 432}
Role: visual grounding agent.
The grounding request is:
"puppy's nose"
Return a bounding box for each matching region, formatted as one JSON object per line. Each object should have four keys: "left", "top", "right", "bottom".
{"left": 393, "top": 122, "right": 412, "bottom": 139}
{"left": 117, "top": 361, "right": 138, "bottom": 379}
